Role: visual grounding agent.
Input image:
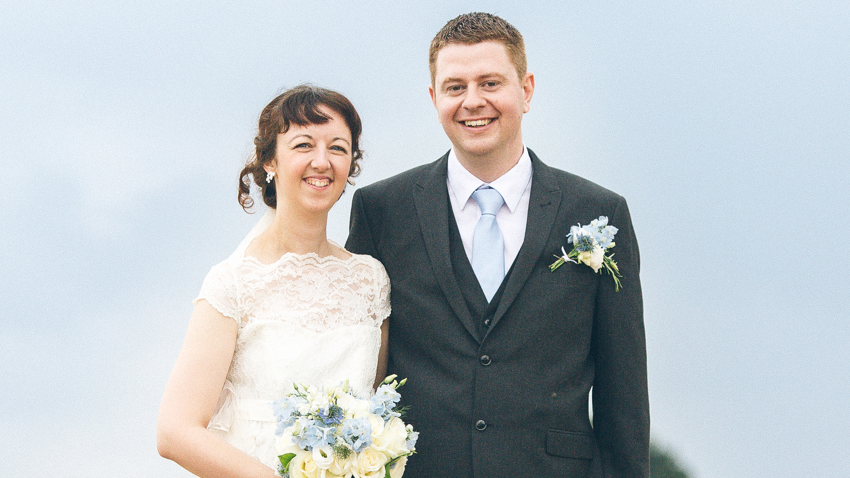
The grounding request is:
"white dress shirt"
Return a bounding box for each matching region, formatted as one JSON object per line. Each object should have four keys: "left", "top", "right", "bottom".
{"left": 446, "top": 147, "right": 533, "bottom": 274}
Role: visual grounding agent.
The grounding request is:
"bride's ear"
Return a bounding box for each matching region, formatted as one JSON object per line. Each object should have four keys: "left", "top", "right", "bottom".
{"left": 263, "top": 159, "right": 277, "bottom": 175}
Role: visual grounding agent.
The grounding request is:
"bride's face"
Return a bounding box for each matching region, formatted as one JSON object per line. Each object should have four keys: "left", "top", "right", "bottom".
{"left": 267, "top": 107, "right": 353, "bottom": 214}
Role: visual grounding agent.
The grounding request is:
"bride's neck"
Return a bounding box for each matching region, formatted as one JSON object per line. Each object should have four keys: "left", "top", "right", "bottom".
{"left": 262, "top": 207, "right": 332, "bottom": 257}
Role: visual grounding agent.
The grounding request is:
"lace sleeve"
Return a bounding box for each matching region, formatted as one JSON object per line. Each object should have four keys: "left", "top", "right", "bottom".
{"left": 194, "top": 261, "right": 241, "bottom": 324}
{"left": 370, "top": 258, "right": 391, "bottom": 326}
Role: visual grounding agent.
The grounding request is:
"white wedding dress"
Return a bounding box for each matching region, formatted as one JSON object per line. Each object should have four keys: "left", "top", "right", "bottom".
{"left": 195, "top": 212, "right": 390, "bottom": 469}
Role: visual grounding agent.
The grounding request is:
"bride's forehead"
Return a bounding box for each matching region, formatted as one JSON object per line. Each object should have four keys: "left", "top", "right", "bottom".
{"left": 280, "top": 115, "right": 351, "bottom": 139}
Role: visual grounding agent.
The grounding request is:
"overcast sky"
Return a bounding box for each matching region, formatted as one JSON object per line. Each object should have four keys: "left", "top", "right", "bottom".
{"left": 2, "top": 2, "right": 848, "bottom": 477}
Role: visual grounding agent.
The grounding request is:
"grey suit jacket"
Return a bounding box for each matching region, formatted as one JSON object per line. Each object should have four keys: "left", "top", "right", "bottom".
{"left": 346, "top": 150, "right": 649, "bottom": 478}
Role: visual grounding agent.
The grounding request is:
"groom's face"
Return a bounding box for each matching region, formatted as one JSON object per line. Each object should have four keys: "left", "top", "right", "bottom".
{"left": 429, "top": 40, "right": 534, "bottom": 165}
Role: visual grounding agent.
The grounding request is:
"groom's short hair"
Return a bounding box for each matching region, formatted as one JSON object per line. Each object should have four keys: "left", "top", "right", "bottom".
{"left": 429, "top": 12, "right": 527, "bottom": 85}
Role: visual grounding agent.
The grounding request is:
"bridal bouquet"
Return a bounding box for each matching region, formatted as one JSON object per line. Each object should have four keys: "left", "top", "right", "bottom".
{"left": 272, "top": 375, "right": 417, "bottom": 478}
{"left": 550, "top": 216, "right": 623, "bottom": 291}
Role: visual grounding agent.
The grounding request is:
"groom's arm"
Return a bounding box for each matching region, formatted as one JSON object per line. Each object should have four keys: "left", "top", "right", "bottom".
{"left": 591, "top": 196, "right": 650, "bottom": 478}
{"left": 346, "top": 187, "right": 380, "bottom": 259}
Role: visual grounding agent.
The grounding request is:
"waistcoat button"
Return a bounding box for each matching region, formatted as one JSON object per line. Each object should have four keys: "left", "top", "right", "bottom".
{"left": 480, "top": 354, "right": 492, "bottom": 366}
{"left": 475, "top": 420, "right": 487, "bottom": 431}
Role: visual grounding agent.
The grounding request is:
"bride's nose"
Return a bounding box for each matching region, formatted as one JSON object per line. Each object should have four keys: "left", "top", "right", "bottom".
{"left": 310, "top": 149, "right": 331, "bottom": 171}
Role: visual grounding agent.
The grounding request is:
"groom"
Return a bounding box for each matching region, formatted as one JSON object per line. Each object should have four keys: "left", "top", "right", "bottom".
{"left": 347, "top": 12, "right": 649, "bottom": 478}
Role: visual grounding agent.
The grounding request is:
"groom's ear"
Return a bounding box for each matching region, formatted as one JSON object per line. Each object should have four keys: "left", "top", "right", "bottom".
{"left": 428, "top": 84, "right": 437, "bottom": 109}
{"left": 522, "top": 72, "right": 535, "bottom": 113}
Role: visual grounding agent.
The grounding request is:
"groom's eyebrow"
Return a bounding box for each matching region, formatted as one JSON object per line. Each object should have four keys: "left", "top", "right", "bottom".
{"left": 440, "top": 72, "right": 506, "bottom": 88}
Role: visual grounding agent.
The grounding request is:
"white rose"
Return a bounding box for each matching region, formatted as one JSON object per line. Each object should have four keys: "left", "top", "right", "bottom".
{"left": 388, "top": 456, "right": 408, "bottom": 478}
{"left": 357, "top": 446, "right": 387, "bottom": 477}
{"left": 329, "top": 451, "right": 357, "bottom": 477}
{"left": 312, "top": 445, "right": 335, "bottom": 470}
{"left": 288, "top": 451, "right": 318, "bottom": 478}
{"left": 578, "top": 244, "right": 604, "bottom": 272}
{"left": 373, "top": 417, "right": 409, "bottom": 456}
{"left": 368, "top": 414, "right": 385, "bottom": 441}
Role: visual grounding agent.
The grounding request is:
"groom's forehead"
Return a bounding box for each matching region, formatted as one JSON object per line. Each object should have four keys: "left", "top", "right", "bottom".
{"left": 430, "top": 40, "right": 526, "bottom": 85}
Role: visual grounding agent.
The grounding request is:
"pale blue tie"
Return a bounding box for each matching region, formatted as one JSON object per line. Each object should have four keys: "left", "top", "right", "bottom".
{"left": 471, "top": 186, "right": 505, "bottom": 302}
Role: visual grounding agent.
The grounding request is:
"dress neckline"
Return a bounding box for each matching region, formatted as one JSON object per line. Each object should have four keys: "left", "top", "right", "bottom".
{"left": 240, "top": 240, "right": 357, "bottom": 268}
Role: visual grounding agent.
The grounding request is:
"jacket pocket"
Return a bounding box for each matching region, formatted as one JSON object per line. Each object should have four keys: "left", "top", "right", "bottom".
{"left": 545, "top": 429, "right": 595, "bottom": 459}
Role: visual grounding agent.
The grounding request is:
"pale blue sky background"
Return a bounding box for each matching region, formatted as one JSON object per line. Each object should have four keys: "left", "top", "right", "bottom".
{"left": 1, "top": 2, "right": 848, "bottom": 477}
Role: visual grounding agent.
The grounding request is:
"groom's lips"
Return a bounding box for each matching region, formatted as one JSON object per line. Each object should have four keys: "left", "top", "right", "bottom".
{"left": 461, "top": 118, "right": 494, "bottom": 127}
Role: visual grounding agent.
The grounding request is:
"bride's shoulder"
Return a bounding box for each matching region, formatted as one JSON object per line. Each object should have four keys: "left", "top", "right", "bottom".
{"left": 344, "top": 250, "right": 389, "bottom": 284}
{"left": 335, "top": 244, "right": 382, "bottom": 269}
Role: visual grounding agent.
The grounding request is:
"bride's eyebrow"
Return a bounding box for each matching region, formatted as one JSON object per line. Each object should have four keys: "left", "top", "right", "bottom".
{"left": 288, "top": 134, "right": 314, "bottom": 143}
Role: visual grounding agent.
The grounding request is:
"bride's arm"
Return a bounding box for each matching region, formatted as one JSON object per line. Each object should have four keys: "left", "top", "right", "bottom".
{"left": 373, "top": 318, "right": 390, "bottom": 390}
{"left": 157, "top": 300, "right": 277, "bottom": 478}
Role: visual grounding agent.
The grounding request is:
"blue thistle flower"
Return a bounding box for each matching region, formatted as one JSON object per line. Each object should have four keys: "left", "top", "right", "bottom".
{"left": 318, "top": 404, "right": 344, "bottom": 426}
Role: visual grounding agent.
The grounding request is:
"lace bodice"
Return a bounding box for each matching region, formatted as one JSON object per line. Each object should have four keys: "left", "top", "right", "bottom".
{"left": 195, "top": 249, "right": 390, "bottom": 468}
{"left": 199, "top": 251, "right": 390, "bottom": 333}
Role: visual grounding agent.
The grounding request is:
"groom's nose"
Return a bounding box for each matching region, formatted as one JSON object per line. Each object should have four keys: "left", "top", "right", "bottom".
{"left": 462, "top": 86, "right": 487, "bottom": 110}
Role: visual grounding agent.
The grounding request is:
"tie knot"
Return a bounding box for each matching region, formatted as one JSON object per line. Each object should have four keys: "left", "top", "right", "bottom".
{"left": 472, "top": 187, "right": 504, "bottom": 216}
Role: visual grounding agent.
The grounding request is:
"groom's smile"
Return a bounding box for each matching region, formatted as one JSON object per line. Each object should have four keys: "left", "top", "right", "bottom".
{"left": 463, "top": 118, "right": 494, "bottom": 127}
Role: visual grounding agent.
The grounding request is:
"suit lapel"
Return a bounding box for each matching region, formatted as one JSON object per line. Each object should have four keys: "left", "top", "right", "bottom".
{"left": 487, "top": 151, "right": 561, "bottom": 333}
{"left": 412, "top": 155, "right": 481, "bottom": 343}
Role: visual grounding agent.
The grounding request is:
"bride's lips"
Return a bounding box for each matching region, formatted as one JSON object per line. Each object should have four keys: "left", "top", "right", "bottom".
{"left": 304, "top": 177, "right": 332, "bottom": 188}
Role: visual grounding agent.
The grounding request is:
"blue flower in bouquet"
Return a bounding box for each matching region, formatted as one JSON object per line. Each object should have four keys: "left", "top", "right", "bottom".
{"left": 370, "top": 384, "right": 402, "bottom": 420}
{"left": 317, "top": 403, "right": 344, "bottom": 426}
{"left": 272, "top": 396, "right": 304, "bottom": 434}
{"left": 406, "top": 428, "right": 419, "bottom": 450}
{"left": 375, "top": 384, "right": 402, "bottom": 405}
{"left": 292, "top": 419, "right": 335, "bottom": 450}
{"left": 340, "top": 418, "right": 373, "bottom": 453}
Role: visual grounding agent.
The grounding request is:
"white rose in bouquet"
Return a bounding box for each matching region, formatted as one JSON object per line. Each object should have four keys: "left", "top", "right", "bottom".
{"left": 373, "top": 416, "right": 410, "bottom": 456}
{"left": 356, "top": 446, "right": 386, "bottom": 478}
{"left": 328, "top": 451, "right": 357, "bottom": 477}
{"left": 388, "top": 456, "right": 408, "bottom": 478}
{"left": 367, "top": 414, "right": 385, "bottom": 441}
{"left": 288, "top": 450, "right": 318, "bottom": 478}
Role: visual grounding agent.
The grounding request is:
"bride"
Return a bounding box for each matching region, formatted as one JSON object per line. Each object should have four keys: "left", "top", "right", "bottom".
{"left": 157, "top": 85, "right": 390, "bottom": 477}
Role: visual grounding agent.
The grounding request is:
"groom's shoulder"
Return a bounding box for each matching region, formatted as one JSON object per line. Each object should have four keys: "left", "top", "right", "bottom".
{"left": 533, "top": 152, "right": 624, "bottom": 204}
{"left": 356, "top": 156, "right": 444, "bottom": 199}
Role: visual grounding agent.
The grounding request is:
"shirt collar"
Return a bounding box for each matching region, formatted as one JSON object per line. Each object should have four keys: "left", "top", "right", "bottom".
{"left": 446, "top": 147, "right": 532, "bottom": 213}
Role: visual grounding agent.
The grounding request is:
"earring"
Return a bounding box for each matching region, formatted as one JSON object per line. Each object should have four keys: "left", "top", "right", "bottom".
{"left": 266, "top": 171, "right": 275, "bottom": 183}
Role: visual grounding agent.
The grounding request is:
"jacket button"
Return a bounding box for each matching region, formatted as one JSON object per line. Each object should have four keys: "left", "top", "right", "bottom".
{"left": 483, "top": 318, "right": 491, "bottom": 327}
{"left": 479, "top": 354, "right": 492, "bottom": 366}
{"left": 475, "top": 420, "right": 487, "bottom": 431}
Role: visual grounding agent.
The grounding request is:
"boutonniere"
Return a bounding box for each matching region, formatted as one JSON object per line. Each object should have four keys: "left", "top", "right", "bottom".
{"left": 549, "top": 216, "right": 623, "bottom": 291}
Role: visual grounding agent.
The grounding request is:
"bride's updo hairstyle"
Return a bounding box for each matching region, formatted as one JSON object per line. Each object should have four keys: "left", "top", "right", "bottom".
{"left": 238, "top": 84, "right": 363, "bottom": 211}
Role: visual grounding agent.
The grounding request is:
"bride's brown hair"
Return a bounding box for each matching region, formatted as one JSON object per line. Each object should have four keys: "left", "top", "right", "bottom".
{"left": 238, "top": 85, "right": 363, "bottom": 211}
